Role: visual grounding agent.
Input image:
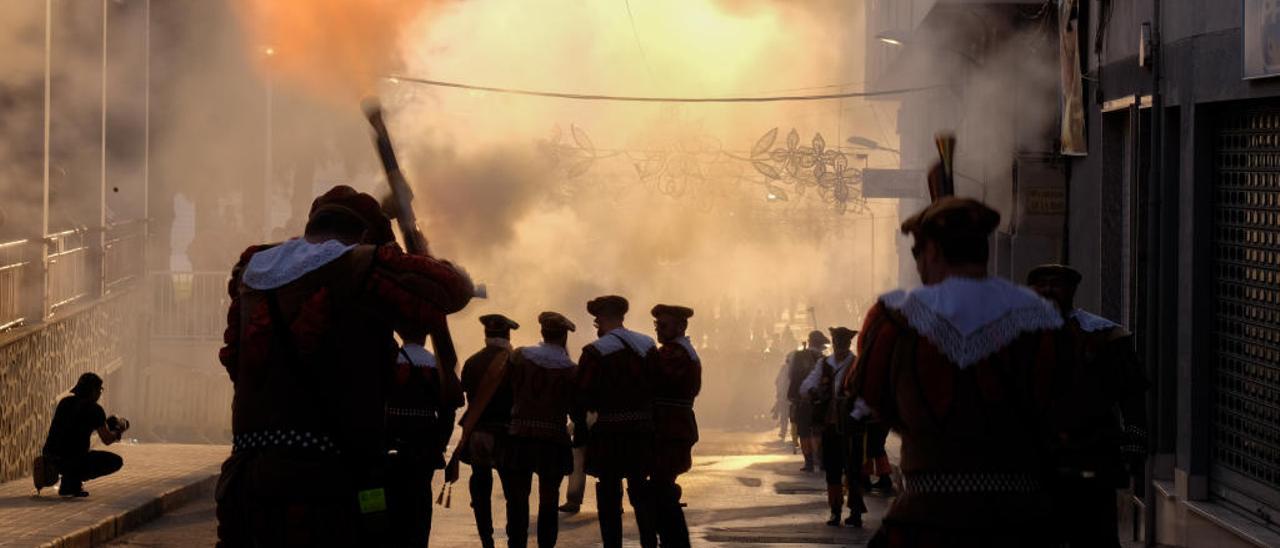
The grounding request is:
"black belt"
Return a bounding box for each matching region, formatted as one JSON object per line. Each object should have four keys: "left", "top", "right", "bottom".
{"left": 232, "top": 429, "right": 340, "bottom": 455}
{"left": 386, "top": 406, "right": 438, "bottom": 419}
{"left": 511, "top": 417, "right": 567, "bottom": 432}
{"left": 597, "top": 410, "right": 652, "bottom": 424}
{"left": 653, "top": 397, "right": 694, "bottom": 409}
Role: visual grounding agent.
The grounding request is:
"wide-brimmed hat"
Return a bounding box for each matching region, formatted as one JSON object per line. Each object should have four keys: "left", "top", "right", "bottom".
{"left": 828, "top": 326, "right": 858, "bottom": 343}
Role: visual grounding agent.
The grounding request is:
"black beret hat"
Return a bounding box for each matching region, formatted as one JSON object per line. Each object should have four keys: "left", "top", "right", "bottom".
{"left": 1026, "top": 264, "right": 1083, "bottom": 286}
{"left": 537, "top": 311, "right": 576, "bottom": 332}
{"left": 650, "top": 304, "right": 694, "bottom": 320}
{"left": 900, "top": 196, "right": 1001, "bottom": 241}
{"left": 307, "top": 185, "right": 395, "bottom": 245}
{"left": 586, "top": 295, "right": 629, "bottom": 317}
{"left": 479, "top": 314, "right": 520, "bottom": 331}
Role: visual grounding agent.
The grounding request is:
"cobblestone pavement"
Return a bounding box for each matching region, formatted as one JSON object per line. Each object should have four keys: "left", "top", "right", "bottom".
{"left": 0, "top": 443, "right": 227, "bottom": 547}
{"left": 108, "top": 430, "right": 885, "bottom": 547}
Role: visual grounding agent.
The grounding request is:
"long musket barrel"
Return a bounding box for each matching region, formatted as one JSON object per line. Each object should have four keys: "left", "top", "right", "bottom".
{"left": 364, "top": 100, "right": 429, "bottom": 255}
{"left": 362, "top": 99, "right": 461, "bottom": 373}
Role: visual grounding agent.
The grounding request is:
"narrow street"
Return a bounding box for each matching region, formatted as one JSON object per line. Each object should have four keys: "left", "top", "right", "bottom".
{"left": 108, "top": 429, "right": 890, "bottom": 547}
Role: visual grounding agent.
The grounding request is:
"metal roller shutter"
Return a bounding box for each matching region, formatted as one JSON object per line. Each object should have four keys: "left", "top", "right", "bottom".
{"left": 1212, "top": 107, "right": 1280, "bottom": 512}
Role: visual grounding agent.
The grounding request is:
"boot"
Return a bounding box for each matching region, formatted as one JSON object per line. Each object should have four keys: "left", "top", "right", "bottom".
{"left": 800, "top": 453, "right": 814, "bottom": 472}
{"left": 627, "top": 480, "right": 658, "bottom": 548}
{"left": 844, "top": 511, "right": 863, "bottom": 528}
{"left": 873, "top": 474, "right": 895, "bottom": 496}
{"left": 825, "top": 485, "right": 843, "bottom": 526}
{"left": 596, "top": 481, "right": 624, "bottom": 548}
{"left": 470, "top": 472, "right": 495, "bottom": 547}
{"left": 656, "top": 482, "right": 691, "bottom": 548}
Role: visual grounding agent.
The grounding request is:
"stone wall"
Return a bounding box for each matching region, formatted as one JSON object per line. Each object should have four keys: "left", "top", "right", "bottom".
{"left": 0, "top": 289, "right": 145, "bottom": 483}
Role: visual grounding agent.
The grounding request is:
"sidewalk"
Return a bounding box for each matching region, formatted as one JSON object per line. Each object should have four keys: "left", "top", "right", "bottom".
{"left": 0, "top": 444, "right": 227, "bottom": 548}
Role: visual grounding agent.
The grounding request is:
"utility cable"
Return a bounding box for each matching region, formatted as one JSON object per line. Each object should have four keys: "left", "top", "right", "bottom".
{"left": 384, "top": 75, "right": 942, "bottom": 103}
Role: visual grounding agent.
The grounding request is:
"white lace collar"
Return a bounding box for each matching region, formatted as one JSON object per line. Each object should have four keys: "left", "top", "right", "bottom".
{"left": 520, "top": 343, "right": 575, "bottom": 369}
{"left": 1071, "top": 309, "right": 1121, "bottom": 333}
{"left": 824, "top": 352, "right": 854, "bottom": 371}
{"left": 671, "top": 336, "right": 700, "bottom": 363}
{"left": 242, "top": 238, "right": 355, "bottom": 290}
{"left": 397, "top": 343, "right": 437, "bottom": 369}
{"left": 485, "top": 338, "right": 513, "bottom": 350}
{"left": 880, "top": 276, "right": 1062, "bottom": 369}
{"left": 590, "top": 328, "right": 657, "bottom": 356}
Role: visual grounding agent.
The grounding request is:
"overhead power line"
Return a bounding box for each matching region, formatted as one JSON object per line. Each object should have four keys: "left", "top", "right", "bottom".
{"left": 385, "top": 75, "right": 941, "bottom": 103}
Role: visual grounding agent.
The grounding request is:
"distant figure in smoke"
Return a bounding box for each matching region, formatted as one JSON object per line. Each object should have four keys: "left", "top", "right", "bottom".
{"left": 1028, "top": 264, "right": 1149, "bottom": 548}
{"left": 785, "top": 331, "right": 828, "bottom": 472}
{"left": 576, "top": 295, "right": 660, "bottom": 548}
{"left": 459, "top": 314, "right": 520, "bottom": 548}
{"left": 772, "top": 356, "right": 791, "bottom": 442}
{"left": 650, "top": 304, "right": 702, "bottom": 548}
{"left": 35, "top": 373, "right": 128, "bottom": 497}
{"left": 214, "top": 185, "right": 474, "bottom": 547}
{"left": 846, "top": 197, "right": 1063, "bottom": 547}
{"left": 503, "top": 311, "right": 580, "bottom": 548}
{"left": 801, "top": 327, "right": 866, "bottom": 527}
{"left": 557, "top": 412, "right": 591, "bottom": 514}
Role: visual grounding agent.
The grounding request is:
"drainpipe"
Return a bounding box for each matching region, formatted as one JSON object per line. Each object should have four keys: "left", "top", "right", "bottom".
{"left": 1143, "top": 0, "right": 1163, "bottom": 545}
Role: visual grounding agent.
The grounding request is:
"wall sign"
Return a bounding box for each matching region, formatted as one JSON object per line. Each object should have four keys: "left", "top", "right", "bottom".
{"left": 1244, "top": 0, "right": 1280, "bottom": 79}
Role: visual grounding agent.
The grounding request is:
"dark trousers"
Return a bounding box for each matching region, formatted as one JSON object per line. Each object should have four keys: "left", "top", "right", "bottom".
{"left": 595, "top": 475, "right": 656, "bottom": 548}
{"left": 1052, "top": 476, "right": 1121, "bottom": 548}
{"left": 501, "top": 470, "right": 564, "bottom": 548}
{"left": 863, "top": 421, "right": 892, "bottom": 477}
{"left": 386, "top": 455, "right": 435, "bottom": 547}
{"left": 58, "top": 450, "right": 123, "bottom": 493}
{"left": 649, "top": 474, "right": 690, "bottom": 548}
{"left": 821, "top": 429, "right": 867, "bottom": 513}
{"left": 215, "top": 451, "right": 363, "bottom": 548}
{"left": 471, "top": 465, "right": 517, "bottom": 546}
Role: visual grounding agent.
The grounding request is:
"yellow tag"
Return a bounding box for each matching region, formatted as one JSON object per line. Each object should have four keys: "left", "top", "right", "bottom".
{"left": 358, "top": 488, "right": 387, "bottom": 514}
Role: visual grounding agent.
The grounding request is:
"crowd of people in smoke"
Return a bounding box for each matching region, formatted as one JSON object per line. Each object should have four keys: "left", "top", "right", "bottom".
{"left": 208, "top": 185, "right": 700, "bottom": 547}
{"left": 168, "top": 181, "right": 1147, "bottom": 547}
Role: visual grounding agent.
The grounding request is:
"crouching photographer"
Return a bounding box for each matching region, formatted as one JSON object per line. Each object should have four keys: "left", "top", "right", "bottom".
{"left": 35, "top": 372, "right": 129, "bottom": 497}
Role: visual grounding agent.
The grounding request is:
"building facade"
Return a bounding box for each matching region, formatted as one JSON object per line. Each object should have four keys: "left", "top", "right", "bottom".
{"left": 866, "top": 1, "right": 1280, "bottom": 546}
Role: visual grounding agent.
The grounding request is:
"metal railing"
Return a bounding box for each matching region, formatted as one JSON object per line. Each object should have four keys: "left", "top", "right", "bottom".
{"left": 105, "top": 220, "right": 147, "bottom": 292}
{"left": 149, "top": 271, "right": 230, "bottom": 341}
{"left": 0, "top": 240, "right": 31, "bottom": 331}
{"left": 45, "top": 228, "right": 94, "bottom": 314}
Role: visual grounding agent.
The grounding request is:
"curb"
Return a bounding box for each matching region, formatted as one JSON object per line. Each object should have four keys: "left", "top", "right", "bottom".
{"left": 36, "top": 473, "right": 217, "bottom": 548}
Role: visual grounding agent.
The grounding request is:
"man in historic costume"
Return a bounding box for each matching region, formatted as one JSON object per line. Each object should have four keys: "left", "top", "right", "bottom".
{"left": 502, "top": 311, "right": 580, "bottom": 548}
{"left": 650, "top": 304, "right": 702, "bottom": 548}
{"left": 786, "top": 330, "right": 829, "bottom": 472}
{"left": 847, "top": 197, "right": 1065, "bottom": 548}
{"left": 384, "top": 341, "right": 457, "bottom": 546}
{"left": 800, "top": 326, "right": 866, "bottom": 527}
{"left": 460, "top": 314, "right": 520, "bottom": 548}
{"left": 216, "top": 185, "right": 474, "bottom": 547}
{"left": 576, "top": 295, "right": 660, "bottom": 548}
{"left": 1027, "top": 264, "right": 1149, "bottom": 548}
